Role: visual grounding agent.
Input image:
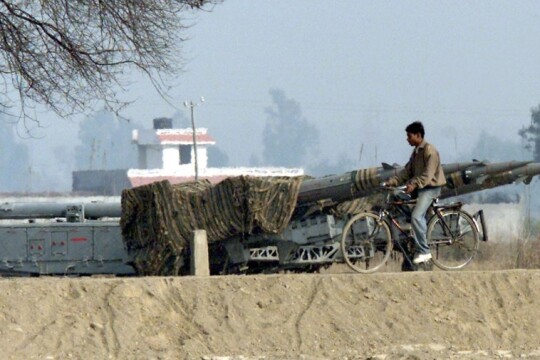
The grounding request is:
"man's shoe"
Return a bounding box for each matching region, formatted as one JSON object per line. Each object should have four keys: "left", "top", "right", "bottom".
{"left": 413, "top": 253, "right": 432, "bottom": 264}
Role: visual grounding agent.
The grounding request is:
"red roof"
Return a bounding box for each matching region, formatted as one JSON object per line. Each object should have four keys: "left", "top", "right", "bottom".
{"left": 157, "top": 133, "right": 215, "bottom": 143}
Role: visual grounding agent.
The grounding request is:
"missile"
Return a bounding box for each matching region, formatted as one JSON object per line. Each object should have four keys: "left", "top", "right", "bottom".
{"left": 442, "top": 160, "right": 486, "bottom": 175}
{"left": 445, "top": 160, "right": 533, "bottom": 190}
{"left": 296, "top": 160, "right": 481, "bottom": 208}
{"left": 507, "top": 162, "right": 540, "bottom": 185}
{"left": 442, "top": 161, "right": 540, "bottom": 199}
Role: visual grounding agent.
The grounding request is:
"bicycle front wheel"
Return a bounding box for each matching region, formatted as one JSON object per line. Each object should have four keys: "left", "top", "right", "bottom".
{"left": 426, "top": 209, "right": 479, "bottom": 270}
{"left": 341, "top": 212, "right": 392, "bottom": 274}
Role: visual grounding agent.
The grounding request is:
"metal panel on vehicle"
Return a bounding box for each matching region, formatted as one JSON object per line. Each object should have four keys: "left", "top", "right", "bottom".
{"left": 94, "top": 225, "right": 126, "bottom": 261}
{"left": 0, "top": 227, "right": 27, "bottom": 261}
{"left": 51, "top": 231, "right": 68, "bottom": 257}
{"left": 66, "top": 227, "right": 93, "bottom": 260}
{"left": 27, "top": 228, "right": 50, "bottom": 259}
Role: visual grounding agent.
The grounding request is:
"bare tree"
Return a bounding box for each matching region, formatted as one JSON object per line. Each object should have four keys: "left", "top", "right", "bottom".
{"left": 0, "top": 0, "right": 222, "bottom": 125}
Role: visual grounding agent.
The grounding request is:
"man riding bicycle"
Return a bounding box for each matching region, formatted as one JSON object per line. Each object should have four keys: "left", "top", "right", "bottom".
{"left": 384, "top": 121, "right": 446, "bottom": 265}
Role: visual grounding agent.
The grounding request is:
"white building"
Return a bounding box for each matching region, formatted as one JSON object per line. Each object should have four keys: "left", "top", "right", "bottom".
{"left": 127, "top": 118, "right": 304, "bottom": 187}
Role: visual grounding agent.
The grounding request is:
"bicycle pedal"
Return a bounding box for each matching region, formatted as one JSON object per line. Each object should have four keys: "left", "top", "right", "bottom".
{"left": 418, "top": 261, "right": 434, "bottom": 271}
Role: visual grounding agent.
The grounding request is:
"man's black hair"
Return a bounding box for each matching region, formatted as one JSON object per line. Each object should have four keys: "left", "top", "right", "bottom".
{"left": 405, "top": 121, "right": 425, "bottom": 137}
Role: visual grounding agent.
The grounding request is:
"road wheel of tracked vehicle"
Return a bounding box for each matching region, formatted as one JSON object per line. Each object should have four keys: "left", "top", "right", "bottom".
{"left": 341, "top": 212, "right": 392, "bottom": 274}
{"left": 427, "top": 209, "right": 479, "bottom": 270}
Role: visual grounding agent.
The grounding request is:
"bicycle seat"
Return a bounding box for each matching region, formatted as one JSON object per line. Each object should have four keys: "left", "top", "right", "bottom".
{"left": 431, "top": 201, "right": 463, "bottom": 210}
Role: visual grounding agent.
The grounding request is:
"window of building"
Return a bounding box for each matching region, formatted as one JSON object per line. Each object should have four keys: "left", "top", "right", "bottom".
{"left": 179, "top": 145, "right": 192, "bottom": 165}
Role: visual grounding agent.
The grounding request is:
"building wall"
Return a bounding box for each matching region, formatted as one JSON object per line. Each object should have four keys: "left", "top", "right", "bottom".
{"left": 146, "top": 146, "right": 163, "bottom": 169}
{"left": 162, "top": 145, "right": 180, "bottom": 169}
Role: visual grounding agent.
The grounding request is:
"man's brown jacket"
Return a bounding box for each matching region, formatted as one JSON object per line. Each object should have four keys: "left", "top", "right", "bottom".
{"left": 387, "top": 140, "right": 446, "bottom": 189}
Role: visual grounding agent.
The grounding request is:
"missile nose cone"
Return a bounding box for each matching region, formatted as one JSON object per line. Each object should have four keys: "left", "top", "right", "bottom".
{"left": 501, "top": 160, "right": 535, "bottom": 173}
{"left": 485, "top": 160, "right": 534, "bottom": 173}
{"left": 515, "top": 160, "right": 534, "bottom": 167}
{"left": 513, "top": 162, "right": 540, "bottom": 176}
{"left": 528, "top": 162, "right": 540, "bottom": 171}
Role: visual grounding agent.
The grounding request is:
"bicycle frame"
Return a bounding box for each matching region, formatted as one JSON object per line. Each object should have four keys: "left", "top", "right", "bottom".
{"left": 374, "top": 192, "right": 418, "bottom": 265}
{"left": 377, "top": 189, "right": 466, "bottom": 265}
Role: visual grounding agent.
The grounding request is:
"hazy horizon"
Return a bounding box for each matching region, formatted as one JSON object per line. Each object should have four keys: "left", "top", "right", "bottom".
{"left": 4, "top": 0, "right": 540, "bottom": 192}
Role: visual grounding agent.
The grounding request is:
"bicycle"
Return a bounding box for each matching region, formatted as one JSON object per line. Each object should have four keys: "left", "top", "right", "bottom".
{"left": 340, "top": 186, "right": 482, "bottom": 273}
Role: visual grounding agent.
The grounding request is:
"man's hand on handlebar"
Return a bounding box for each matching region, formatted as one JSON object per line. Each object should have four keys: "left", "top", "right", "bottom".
{"left": 379, "top": 183, "right": 412, "bottom": 200}
{"left": 405, "top": 183, "right": 417, "bottom": 194}
{"left": 380, "top": 182, "right": 405, "bottom": 190}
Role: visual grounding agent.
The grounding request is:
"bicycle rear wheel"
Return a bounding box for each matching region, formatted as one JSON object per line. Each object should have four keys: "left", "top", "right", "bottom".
{"left": 426, "top": 209, "right": 479, "bottom": 270}
{"left": 341, "top": 212, "right": 392, "bottom": 274}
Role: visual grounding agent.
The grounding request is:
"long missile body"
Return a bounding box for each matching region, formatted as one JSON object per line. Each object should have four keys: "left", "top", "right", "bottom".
{"left": 442, "top": 161, "right": 485, "bottom": 175}
{"left": 296, "top": 161, "right": 480, "bottom": 207}
{"left": 445, "top": 160, "right": 532, "bottom": 189}
{"left": 463, "top": 160, "right": 531, "bottom": 183}
{"left": 442, "top": 162, "right": 540, "bottom": 198}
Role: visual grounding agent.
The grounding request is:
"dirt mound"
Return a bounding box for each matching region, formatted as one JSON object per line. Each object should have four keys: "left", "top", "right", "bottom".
{"left": 1, "top": 270, "right": 540, "bottom": 359}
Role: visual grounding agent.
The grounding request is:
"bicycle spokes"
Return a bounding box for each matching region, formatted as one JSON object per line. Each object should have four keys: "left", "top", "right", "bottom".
{"left": 427, "top": 210, "right": 479, "bottom": 270}
{"left": 341, "top": 212, "right": 393, "bottom": 273}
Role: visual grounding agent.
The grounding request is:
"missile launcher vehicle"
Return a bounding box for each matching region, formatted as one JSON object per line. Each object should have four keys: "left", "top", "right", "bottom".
{"left": 0, "top": 160, "right": 536, "bottom": 276}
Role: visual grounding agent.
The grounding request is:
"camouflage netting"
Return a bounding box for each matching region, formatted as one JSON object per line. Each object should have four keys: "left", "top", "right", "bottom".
{"left": 330, "top": 192, "right": 385, "bottom": 218}
{"left": 120, "top": 176, "right": 304, "bottom": 275}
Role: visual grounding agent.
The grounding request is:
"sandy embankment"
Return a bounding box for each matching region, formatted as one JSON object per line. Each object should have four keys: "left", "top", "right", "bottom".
{"left": 1, "top": 270, "right": 540, "bottom": 359}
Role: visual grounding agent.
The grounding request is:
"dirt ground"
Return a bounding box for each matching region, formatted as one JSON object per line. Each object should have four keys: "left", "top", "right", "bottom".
{"left": 1, "top": 269, "right": 540, "bottom": 360}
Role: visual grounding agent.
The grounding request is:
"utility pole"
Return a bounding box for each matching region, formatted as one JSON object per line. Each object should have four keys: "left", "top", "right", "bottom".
{"left": 183, "top": 97, "right": 205, "bottom": 180}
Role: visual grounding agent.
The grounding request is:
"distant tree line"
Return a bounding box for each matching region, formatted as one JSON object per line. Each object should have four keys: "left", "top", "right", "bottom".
{"left": 256, "top": 88, "right": 355, "bottom": 176}
{"left": 519, "top": 104, "right": 540, "bottom": 162}
{"left": 3, "top": 95, "right": 539, "bottom": 193}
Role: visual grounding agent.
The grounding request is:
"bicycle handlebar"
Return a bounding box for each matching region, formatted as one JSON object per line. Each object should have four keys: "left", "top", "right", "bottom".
{"left": 379, "top": 184, "right": 412, "bottom": 201}
{"left": 379, "top": 184, "right": 407, "bottom": 192}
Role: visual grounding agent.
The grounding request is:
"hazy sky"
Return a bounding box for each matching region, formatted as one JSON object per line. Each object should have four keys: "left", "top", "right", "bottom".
{"left": 20, "top": 0, "right": 540, "bottom": 190}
